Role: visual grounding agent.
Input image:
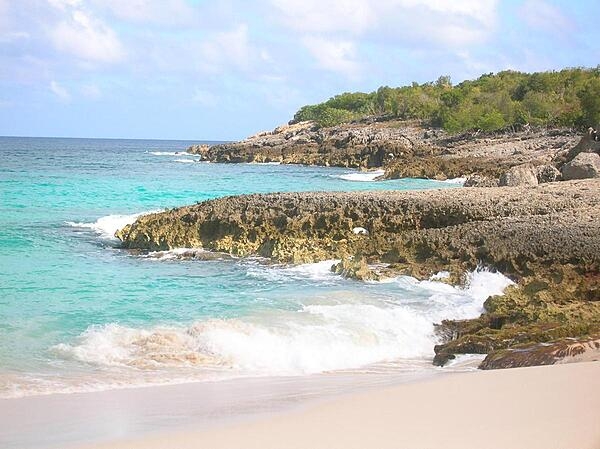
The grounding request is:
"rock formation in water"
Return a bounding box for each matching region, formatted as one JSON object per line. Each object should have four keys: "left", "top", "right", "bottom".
{"left": 116, "top": 179, "right": 600, "bottom": 369}
{"left": 188, "top": 119, "right": 590, "bottom": 183}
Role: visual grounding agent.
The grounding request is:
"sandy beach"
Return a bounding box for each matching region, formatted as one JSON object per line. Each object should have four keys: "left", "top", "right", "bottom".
{"left": 76, "top": 361, "right": 600, "bottom": 449}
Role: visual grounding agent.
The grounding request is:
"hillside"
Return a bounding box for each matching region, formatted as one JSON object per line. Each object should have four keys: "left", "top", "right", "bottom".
{"left": 292, "top": 67, "right": 600, "bottom": 133}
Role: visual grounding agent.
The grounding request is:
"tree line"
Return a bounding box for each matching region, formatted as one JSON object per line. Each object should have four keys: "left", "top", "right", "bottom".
{"left": 292, "top": 67, "right": 600, "bottom": 133}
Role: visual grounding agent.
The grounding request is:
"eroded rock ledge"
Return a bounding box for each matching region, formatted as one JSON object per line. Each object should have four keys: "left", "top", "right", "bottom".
{"left": 116, "top": 180, "right": 600, "bottom": 369}
{"left": 187, "top": 119, "right": 587, "bottom": 183}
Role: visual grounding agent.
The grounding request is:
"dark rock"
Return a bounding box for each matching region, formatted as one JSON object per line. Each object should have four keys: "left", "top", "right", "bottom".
{"left": 535, "top": 164, "right": 561, "bottom": 183}
{"left": 116, "top": 180, "right": 600, "bottom": 370}
{"left": 479, "top": 335, "right": 600, "bottom": 369}
{"left": 563, "top": 127, "right": 600, "bottom": 163}
{"left": 432, "top": 352, "right": 455, "bottom": 366}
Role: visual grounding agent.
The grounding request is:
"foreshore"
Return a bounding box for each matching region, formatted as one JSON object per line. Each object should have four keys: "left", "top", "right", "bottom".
{"left": 77, "top": 361, "right": 600, "bottom": 449}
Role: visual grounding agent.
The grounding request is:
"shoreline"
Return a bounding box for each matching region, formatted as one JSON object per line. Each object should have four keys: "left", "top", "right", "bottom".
{"left": 78, "top": 361, "right": 600, "bottom": 449}
{"left": 0, "top": 362, "right": 459, "bottom": 449}
{"left": 116, "top": 180, "right": 600, "bottom": 368}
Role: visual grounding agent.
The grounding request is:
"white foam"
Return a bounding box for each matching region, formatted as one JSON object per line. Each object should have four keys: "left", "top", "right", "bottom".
{"left": 441, "top": 177, "right": 467, "bottom": 185}
{"left": 429, "top": 271, "right": 450, "bottom": 280}
{"left": 144, "top": 248, "right": 207, "bottom": 261}
{"left": 51, "top": 269, "right": 513, "bottom": 378}
{"left": 246, "top": 260, "right": 339, "bottom": 282}
{"left": 174, "top": 159, "right": 198, "bottom": 164}
{"left": 148, "top": 151, "right": 187, "bottom": 156}
{"left": 338, "top": 169, "right": 385, "bottom": 182}
{"left": 66, "top": 210, "right": 160, "bottom": 240}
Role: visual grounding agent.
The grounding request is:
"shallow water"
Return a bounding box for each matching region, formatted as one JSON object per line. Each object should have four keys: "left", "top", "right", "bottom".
{"left": 0, "top": 136, "right": 503, "bottom": 398}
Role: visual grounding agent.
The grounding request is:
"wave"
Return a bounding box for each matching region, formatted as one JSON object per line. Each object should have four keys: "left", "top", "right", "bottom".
{"left": 245, "top": 259, "right": 340, "bottom": 283}
{"left": 148, "top": 151, "right": 188, "bottom": 156}
{"left": 337, "top": 170, "right": 385, "bottom": 182}
{"left": 66, "top": 210, "right": 160, "bottom": 240}
{"left": 51, "top": 269, "right": 512, "bottom": 378}
{"left": 441, "top": 177, "right": 467, "bottom": 185}
{"left": 174, "top": 159, "right": 199, "bottom": 164}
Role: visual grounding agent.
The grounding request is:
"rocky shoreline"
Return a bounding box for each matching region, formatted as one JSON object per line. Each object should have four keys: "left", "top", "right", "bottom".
{"left": 119, "top": 118, "right": 600, "bottom": 369}
{"left": 187, "top": 118, "right": 598, "bottom": 185}
{"left": 116, "top": 177, "right": 600, "bottom": 370}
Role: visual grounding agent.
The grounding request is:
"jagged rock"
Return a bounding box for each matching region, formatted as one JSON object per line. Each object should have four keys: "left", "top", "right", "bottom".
{"left": 561, "top": 152, "right": 600, "bottom": 180}
{"left": 464, "top": 174, "right": 499, "bottom": 187}
{"left": 499, "top": 163, "right": 538, "bottom": 187}
{"left": 331, "top": 257, "right": 380, "bottom": 281}
{"left": 187, "top": 144, "right": 210, "bottom": 159}
{"left": 564, "top": 127, "right": 600, "bottom": 162}
{"left": 188, "top": 120, "right": 415, "bottom": 169}
{"left": 479, "top": 336, "right": 600, "bottom": 369}
{"left": 535, "top": 164, "right": 561, "bottom": 183}
{"left": 188, "top": 119, "right": 580, "bottom": 180}
{"left": 116, "top": 181, "right": 600, "bottom": 369}
{"left": 432, "top": 352, "right": 455, "bottom": 366}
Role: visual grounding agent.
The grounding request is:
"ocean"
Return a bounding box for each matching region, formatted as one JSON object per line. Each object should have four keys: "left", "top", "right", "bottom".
{"left": 0, "top": 136, "right": 511, "bottom": 398}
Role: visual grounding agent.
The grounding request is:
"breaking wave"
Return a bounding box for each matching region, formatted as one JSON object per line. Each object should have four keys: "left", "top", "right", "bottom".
{"left": 66, "top": 210, "right": 160, "bottom": 240}
{"left": 337, "top": 170, "right": 385, "bottom": 182}
{"left": 51, "top": 268, "right": 513, "bottom": 378}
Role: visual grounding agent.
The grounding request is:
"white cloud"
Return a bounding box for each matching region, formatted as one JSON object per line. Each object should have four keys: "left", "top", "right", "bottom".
{"left": 49, "top": 4, "right": 125, "bottom": 64}
{"left": 199, "top": 24, "right": 253, "bottom": 72}
{"left": 91, "top": 0, "right": 198, "bottom": 26}
{"left": 270, "top": 0, "right": 376, "bottom": 34}
{"left": 81, "top": 83, "right": 101, "bottom": 99}
{"left": 50, "top": 80, "right": 71, "bottom": 101}
{"left": 0, "top": 31, "right": 30, "bottom": 43}
{"left": 302, "top": 37, "right": 360, "bottom": 76}
{"left": 520, "top": 0, "right": 573, "bottom": 31}
{"left": 270, "top": 0, "right": 498, "bottom": 47}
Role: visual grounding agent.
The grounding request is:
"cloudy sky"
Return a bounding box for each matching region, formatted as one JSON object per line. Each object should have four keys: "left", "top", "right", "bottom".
{"left": 1, "top": 0, "right": 598, "bottom": 140}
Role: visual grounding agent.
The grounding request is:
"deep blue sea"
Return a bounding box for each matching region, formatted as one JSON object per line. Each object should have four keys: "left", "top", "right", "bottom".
{"left": 0, "top": 136, "right": 512, "bottom": 397}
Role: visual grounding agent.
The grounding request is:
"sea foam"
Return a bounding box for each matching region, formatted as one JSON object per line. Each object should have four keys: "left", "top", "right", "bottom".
{"left": 148, "top": 151, "right": 187, "bottom": 156}
{"left": 338, "top": 170, "right": 385, "bottom": 182}
{"left": 174, "top": 159, "right": 198, "bottom": 164}
{"left": 52, "top": 268, "right": 513, "bottom": 378}
{"left": 441, "top": 177, "right": 467, "bottom": 185}
{"left": 66, "top": 210, "right": 160, "bottom": 240}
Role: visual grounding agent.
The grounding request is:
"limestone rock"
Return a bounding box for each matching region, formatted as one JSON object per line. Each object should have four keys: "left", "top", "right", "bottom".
{"left": 561, "top": 152, "right": 600, "bottom": 180}
{"left": 563, "top": 127, "right": 600, "bottom": 162}
{"left": 535, "top": 164, "right": 561, "bottom": 183}
{"left": 479, "top": 336, "right": 600, "bottom": 369}
{"left": 331, "top": 257, "right": 380, "bottom": 281}
{"left": 464, "top": 174, "right": 499, "bottom": 187}
{"left": 116, "top": 180, "right": 600, "bottom": 369}
{"left": 499, "top": 163, "right": 538, "bottom": 187}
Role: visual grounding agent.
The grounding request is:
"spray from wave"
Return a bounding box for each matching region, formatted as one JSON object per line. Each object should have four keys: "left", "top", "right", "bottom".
{"left": 441, "top": 177, "right": 467, "bottom": 185}
{"left": 148, "top": 151, "right": 187, "bottom": 156}
{"left": 66, "top": 210, "right": 160, "bottom": 240}
{"left": 337, "top": 170, "right": 385, "bottom": 182}
{"left": 51, "top": 268, "right": 513, "bottom": 378}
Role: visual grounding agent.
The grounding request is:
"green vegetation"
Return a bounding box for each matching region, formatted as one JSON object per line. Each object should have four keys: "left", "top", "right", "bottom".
{"left": 292, "top": 68, "right": 600, "bottom": 133}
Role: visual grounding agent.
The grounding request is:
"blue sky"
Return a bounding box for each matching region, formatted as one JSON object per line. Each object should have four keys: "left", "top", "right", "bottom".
{"left": 1, "top": 0, "right": 599, "bottom": 140}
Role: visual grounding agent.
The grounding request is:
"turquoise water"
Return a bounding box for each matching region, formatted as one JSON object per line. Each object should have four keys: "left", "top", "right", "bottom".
{"left": 0, "top": 137, "right": 509, "bottom": 397}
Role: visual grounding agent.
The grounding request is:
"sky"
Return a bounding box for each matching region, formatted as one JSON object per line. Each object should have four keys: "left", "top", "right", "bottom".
{"left": 1, "top": 0, "right": 599, "bottom": 140}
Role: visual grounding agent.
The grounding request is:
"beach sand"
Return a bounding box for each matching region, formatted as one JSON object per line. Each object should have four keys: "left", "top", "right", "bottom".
{"left": 81, "top": 361, "right": 600, "bottom": 449}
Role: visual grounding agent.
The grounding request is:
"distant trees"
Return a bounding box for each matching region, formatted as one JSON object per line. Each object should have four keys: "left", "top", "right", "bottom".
{"left": 291, "top": 67, "right": 600, "bottom": 133}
